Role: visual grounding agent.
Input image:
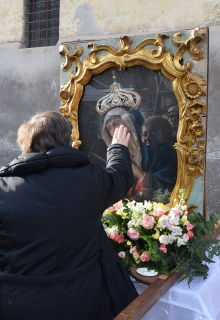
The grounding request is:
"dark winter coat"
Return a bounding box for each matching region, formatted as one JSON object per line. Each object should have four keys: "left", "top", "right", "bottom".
{"left": 0, "top": 144, "right": 138, "bottom": 320}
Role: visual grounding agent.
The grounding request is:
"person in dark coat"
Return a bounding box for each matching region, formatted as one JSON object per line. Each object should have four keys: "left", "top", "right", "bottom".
{"left": 0, "top": 112, "right": 138, "bottom": 320}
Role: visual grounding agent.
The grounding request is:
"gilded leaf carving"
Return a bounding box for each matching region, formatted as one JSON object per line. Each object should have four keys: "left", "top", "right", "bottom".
{"left": 172, "top": 29, "right": 204, "bottom": 62}
{"left": 59, "top": 44, "right": 83, "bottom": 73}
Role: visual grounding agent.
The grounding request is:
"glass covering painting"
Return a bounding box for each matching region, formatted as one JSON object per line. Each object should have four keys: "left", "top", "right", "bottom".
{"left": 78, "top": 66, "right": 179, "bottom": 202}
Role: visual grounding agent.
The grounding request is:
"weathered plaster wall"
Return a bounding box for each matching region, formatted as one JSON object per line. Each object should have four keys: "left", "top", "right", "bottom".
{"left": 1, "top": 0, "right": 220, "bottom": 45}
{"left": 0, "top": 45, "right": 60, "bottom": 164}
{"left": 0, "top": 0, "right": 24, "bottom": 45}
{"left": 206, "top": 26, "right": 220, "bottom": 217}
{"left": 59, "top": 0, "right": 220, "bottom": 40}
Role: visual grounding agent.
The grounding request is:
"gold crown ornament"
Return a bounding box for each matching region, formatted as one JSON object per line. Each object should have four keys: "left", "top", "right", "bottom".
{"left": 96, "top": 76, "right": 141, "bottom": 116}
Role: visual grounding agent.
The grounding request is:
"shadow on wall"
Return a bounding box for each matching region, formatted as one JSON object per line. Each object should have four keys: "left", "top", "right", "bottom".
{"left": 74, "top": 4, "right": 104, "bottom": 35}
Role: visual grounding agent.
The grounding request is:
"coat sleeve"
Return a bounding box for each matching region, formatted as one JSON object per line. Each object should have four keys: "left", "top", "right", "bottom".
{"left": 101, "top": 144, "right": 134, "bottom": 209}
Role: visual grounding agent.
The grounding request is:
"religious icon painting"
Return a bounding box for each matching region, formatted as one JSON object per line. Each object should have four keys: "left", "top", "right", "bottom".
{"left": 59, "top": 28, "right": 208, "bottom": 215}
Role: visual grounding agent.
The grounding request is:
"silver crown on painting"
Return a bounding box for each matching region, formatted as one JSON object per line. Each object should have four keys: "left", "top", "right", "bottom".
{"left": 96, "top": 76, "right": 141, "bottom": 116}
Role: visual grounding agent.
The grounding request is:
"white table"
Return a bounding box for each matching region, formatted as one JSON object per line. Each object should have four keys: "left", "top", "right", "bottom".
{"left": 134, "top": 256, "right": 220, "bottom": 320}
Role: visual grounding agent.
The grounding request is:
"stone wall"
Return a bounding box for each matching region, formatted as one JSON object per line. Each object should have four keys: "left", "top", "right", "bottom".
{"left": 59, "top": 0, "right": 220, "bottom": 40}
{"left": 0, "top": 0, "right": 24, "bottom": 46}
{"left": 206, "top": 26, "right": 220, "bottom": 217}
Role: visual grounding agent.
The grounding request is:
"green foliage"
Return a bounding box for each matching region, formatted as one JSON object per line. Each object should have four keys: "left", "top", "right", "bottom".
{"left": 171, "top": 212, "right": 220, "bottom": 286}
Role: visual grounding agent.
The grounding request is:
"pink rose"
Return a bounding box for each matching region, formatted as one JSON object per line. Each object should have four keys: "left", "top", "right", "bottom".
{"left": 110, "top": 234, "right": 115, "bottom": 240}
{"left": 159, "top": 245, "right": 167, "bottom": 253}
{"left": 114, "top": 235, "right": 124, "bottom": 243}
{"left": 127, "top": 228, "right": 141, "bottom": 240}
{"left": 141, "top": 251, "right": 150, "bottom": 262}
{"left": 170, "top": 207, "right": 180, "bottom": 217}
{"left": 159, "top": 235, "right": 169, "bottom": 245}
{"left": 113, "top": 200, "right": 123, "bottom": 210}
{"left": 184, "top": 210, "right": 188, "bottom": 216}
{"left": 187, "top": 223, "right": 194, "bottom": 231}
{"left": 118, "top": 251, "right": 126, "bottom": 259}
{"left": 188, "top": 230, "right": 194, "bottom": 238}
{"left": 142, "top": 216, "right": 155, "bottom": 229}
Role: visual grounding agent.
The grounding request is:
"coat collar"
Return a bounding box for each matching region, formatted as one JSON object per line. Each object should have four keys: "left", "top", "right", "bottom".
{"left": 0, "top": 146, "right": 90, "bottom": 177}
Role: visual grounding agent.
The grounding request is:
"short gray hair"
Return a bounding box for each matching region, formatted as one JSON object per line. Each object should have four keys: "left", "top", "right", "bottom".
{"left": 17, "top": 111, "right": 72, "bottom": 154}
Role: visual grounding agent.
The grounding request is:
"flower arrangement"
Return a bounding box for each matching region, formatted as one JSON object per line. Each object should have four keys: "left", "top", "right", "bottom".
{"left": 102, "top": 189, "right": 220, "bottom": 286}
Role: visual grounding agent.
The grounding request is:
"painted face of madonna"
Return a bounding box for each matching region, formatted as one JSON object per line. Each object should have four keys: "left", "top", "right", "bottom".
{"left": 106, "top": 117, "right": 125, "bottom": 138}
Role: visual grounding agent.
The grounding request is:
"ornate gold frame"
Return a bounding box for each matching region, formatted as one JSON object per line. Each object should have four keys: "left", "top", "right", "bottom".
{"left": 59, "top": 28, "right": 207, "bottom": 210}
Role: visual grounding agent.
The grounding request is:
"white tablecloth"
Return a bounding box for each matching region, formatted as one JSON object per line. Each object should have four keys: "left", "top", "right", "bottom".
{"left": 134, "top": 256, "right": 220, "bottom": 320}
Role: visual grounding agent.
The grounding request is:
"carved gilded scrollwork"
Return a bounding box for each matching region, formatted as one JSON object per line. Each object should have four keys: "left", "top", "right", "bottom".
{"left": 59, "top": 28, "right": 207, "bottom": 208}
{"left": 59, "top": 44, "right": 83, "bottom": 74}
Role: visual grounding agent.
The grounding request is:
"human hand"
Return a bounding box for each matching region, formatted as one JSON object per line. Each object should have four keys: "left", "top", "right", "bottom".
{"left": 111, "top": 125, "right": 130, "bottom": 147}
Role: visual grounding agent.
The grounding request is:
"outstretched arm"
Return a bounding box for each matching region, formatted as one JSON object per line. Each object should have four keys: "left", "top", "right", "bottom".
{"left": 102, "top": 125, "right": 134, "bottom": 208}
